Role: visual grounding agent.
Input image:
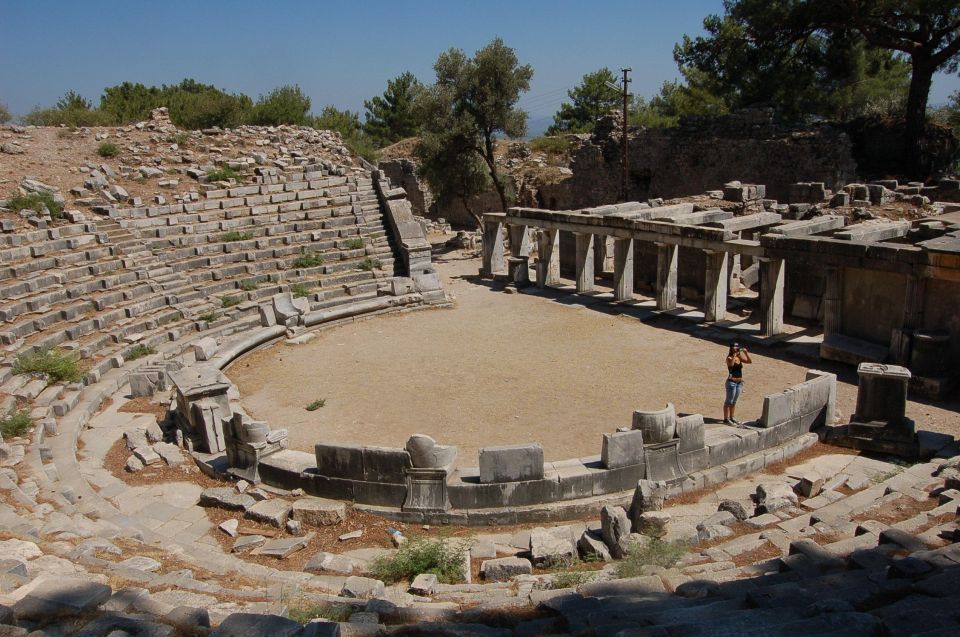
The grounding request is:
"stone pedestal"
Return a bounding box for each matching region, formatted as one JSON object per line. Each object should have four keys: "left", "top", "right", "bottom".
{"left": 613, "top": 238, "right": 634, "bottom": 302}
{"left": 759, "top": 257, "right": 785, "bottom": 336}
{"left": 508, "top": 224, "right": 531, "bottom": 258}
{"left": 574, "top": 233, "right": 595, "bottom": 294}
{"left": 507, "top": 256, "right": 530, "bottom": 287}
{"left": 536, "top": 229, "right": 560, "bottom": 288}
{"left": 170, "top": 365, "right": 233, "bottom": 454}
{"left": 403, "top": 468, "right": 452, "bottom": 513}
{"left": 656, "top": 243, "right": 678, "bottom": 310}
{"left": 703, "top": 250, "right": 728, "bottom": 322}
{"left": 643, "top": 440, "right": 685, "bottom": 483}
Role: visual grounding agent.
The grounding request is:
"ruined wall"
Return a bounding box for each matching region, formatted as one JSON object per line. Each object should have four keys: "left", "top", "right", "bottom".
{"left": 541, "top": 109, "right": 858, "bottom": 210}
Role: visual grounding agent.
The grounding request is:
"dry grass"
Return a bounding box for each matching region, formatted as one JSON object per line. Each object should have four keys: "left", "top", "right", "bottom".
{"left": 118, "top": 396, "right": 169, "bottom": 422}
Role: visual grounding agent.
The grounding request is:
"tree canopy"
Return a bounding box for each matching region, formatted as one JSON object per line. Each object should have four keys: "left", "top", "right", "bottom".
{"left": 676, "top": 0, "right": 959, "bottom": 171}
{"left": 415, "top": 37, "right": 533, "bottom": 218}
{"left": 547, "top": 68, "right": 621, "bottom": 134}
{"left": 363, "top": 71, "right": 422, "bottom": 147}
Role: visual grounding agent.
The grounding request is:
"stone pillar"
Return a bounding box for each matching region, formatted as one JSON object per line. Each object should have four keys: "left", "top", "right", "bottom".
{"left": 574, "top": 232, "right": 595, "bottom": 294}
{"left": 902, "top": 275, "right": 926, "bottom": 330}
{"left": 854, "top": 363, "right": 911, "bottom": 425}
{"left": 594, "top": 235, "right": 614, "bottom": 275}
{"left": 613, "top": 238, "right": 635, "bottom": 302}
{"left": 655, "top": 243, "right": 678, "bottom": 311}
{"left": 703, "top": 250, "right": 728, "bottom": 322}
{"left": 759, "top": 257, "right": 785, "bottom": 337}
{"left": 508, "top": 224, "right": 531, "bottom": 259}
{"left": 822, "top": 267, "right": 843, "bottom": 339}
{"left": 481, "top": 217, "right": 505, "bottom": 277}
{"left": 536, "top": 229, "right": 560, "bottom": 288}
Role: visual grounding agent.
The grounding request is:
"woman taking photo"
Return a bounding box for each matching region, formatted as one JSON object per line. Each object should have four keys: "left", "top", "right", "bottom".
{"left": 724, "top": 341, "right": 752, "bottom": 425}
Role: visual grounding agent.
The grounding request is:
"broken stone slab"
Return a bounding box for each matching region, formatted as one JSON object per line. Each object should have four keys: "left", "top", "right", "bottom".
{"left": 480, "top": 557, "right": 532, "bottom": 582}
{"left": 292, "top": 497, "right": 346, "bottom": 527}
{"left": 245, "top": 499, "right": 292, "bottom": 528}
{"left": 192, "top": 337, "right": 218, "bottom": 362}
{"left": 757, "top": 482, "right": 798, "bottom": 513}
{"left": 743, "top": 513, "right": 781, "bottom": 529}
{"left": 341, "top": 576, "right": 386, "bottom": 599}
{"left": 304, "top": 551, "right": 361, "bottom": 575}
{"left": 635, "top": 511, "right": 671, "bottom": 539}
{"left": 798, "top": 473, "right": 824, "bottom": 498}
{"left": 132, "top": 446, "right": 161, "bottom": 466}
{"left": 697, "top": 524, "right": 735, "bottom": 542}
{"left": 529, "top": 528, "right": 576, "bottom": 567}
{"left": 409, "top": 573, "right": 439, "bottom": 596}
{"left": 153, "top": 442, "right": 183, "bottom": 466}
{"left": 718, "top": 500, "right": 749, "bottom": 521}
{"left": 601, "top": 505, "right": 632, "bottom": 559}
{"left": 577, "top": 530, "right": 612, "bottom": 562}
{"left": 339, "top": 530, "right": 363, "bottom": 541}
{"left": 199, "top": 487, "right": 256, "bottom": 511}
{"left": 210, "top": 612, "right": 302, "bottom": 637}
{"left": 124, "top": 429, "right": 150, "bottom": 450}
{"left": 219, "top": 519, "right": 239, "bottom": 537}
{"left": 253, "top": 532, "right": 315, "bottom": 559}
{"left": 125, "top": 456, "right": 144, "bottom": 473}
{"left": 118, "top": 556, "right": 161, "bottom": 572}
{"left": 630, "top": 480, "right": 668, "bottom": 522}
{"left": 11, "top": 576, "right": 112, "bottom": 621}
{"left": 231, "top": 535, "right": 266, "bottom": 553}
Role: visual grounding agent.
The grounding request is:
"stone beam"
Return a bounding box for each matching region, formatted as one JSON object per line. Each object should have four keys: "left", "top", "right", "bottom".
{"left": 766, "top": 215, "right": 846, "bottom": 238}
{"left": 705, "top": 212, "right": 782, "bottom": 232}
{"left": 833, "top": 221, "right": 911, "bottom": 242}
{"left": 656, "top": 210, "right": 733, "bottom": 225}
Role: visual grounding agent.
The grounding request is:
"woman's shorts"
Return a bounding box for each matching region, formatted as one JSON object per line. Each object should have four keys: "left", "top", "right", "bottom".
{"left": 724, "top": 379, "right": 743, "bottom": 406}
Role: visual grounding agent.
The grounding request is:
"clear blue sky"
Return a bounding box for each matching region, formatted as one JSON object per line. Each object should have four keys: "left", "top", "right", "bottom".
{"left": 2, "top": 0, "right": 958, "bottom": 127}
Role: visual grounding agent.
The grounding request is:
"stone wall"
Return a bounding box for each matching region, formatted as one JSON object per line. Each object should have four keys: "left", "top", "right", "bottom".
{"left": 540, "top": 109, "right": 858, "bottom": 209}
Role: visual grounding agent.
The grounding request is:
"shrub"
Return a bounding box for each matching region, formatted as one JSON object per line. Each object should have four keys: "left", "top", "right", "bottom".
{"left": 549, "top": 569, "right": 599, "bottom": 590}
{"left": 238, "top": 280, "right": 258, "bottom": 291}
{"left": 359, "top": 257, "right": 379, "bottom": 271}
{"left": 12, "top": 346, "right": 83, "bottom": 384}
{"left": 0, "top": 410, "right": 33, "bottom": 438}
{"left": 292, "top": 253, "right": 324, "bottom": 268}
{"left": 221, "top": 295, "right": 241, "bottom": 308}
{"left": 287, "top": 600, "right": 352, "bottom": 624}
{"left": 220, "top": 230, "right": 253, "bottom": 242}
{"left": 248, "top": 85, "right": 311, "bottom": 126}
{"left": 616, "top": 538, "right": 688, "bottom": 579}
{"left": 96, "top": 142, "right": 119, "bottom": 158}
{"left": 344, "top": 238, "right": 364, "bottom": 250}
{"left": 206, "top": 166, "right": 242, "bottom": 182}
{"left": 369, "top": 537, "right": 467, "bottom": 584}
{"left": 173, "top": 131, "right": 189, "bottom": 145}
{"left": 198, "top": 312, "right": 216, "bottom": 323}
{"left": 0, "top": 102, "right": 11, "bottom": 124}
{"left": 529, "top": 135, "right": 573, "bottom": 157}
{"left": 305, "top": 399, "right": 326, "bottom": 411}
{"left": 290, "top": 283, "right": 311, "bottom": 298}
{"left": 6, "top": 191, "right": 64, "bottom": 220}
{"left": 125, "top": 344, "right": 156, "bottom": 361}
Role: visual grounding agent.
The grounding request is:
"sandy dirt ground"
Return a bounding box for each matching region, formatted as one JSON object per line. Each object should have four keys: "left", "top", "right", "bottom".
{"left": 230, "top": 248, "right": 959, "bottom": 468}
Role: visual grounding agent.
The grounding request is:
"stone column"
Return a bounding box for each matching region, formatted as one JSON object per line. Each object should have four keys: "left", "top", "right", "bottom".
{"left": 574, "top": 232, "right": 595, "bottom": 294}
{"left": 594, "top": 235, "right": 614, "bottom": 275}
{"left": 536, "top": 228, "right": 560, "bottom": 288}
{"left": 703, "top": 250, "right": 728, "bottom": 322}
{"left": 508, "top": 224, "right": 531, "bottom": 259}
{"left": 481, "top": 217, "right": 505, "bottom": 277}
{"left": 759, "top": 257, "right": 785, "bottom": 336}
{"left": 613, "top": 238, "right": 635, "bottom": 302}
{"left": 822, "top": 267, "right": 843, "bottom": 339}
{"left": 655, "top": 242, "right": 678, "bottom": 311}
{"left": 891, "top": 274, "right": 927, "bottom": 365}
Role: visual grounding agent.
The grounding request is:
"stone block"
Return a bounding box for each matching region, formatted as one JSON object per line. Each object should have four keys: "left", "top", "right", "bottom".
{"left": 341, "top": 576, "right": 385, "bottom": 599}
{"left": 479, "top": 443, "right": 543, "bottom": 483}
{"left": 601, "top": 429, "right": 645, "bottom": 469}
{"left": 577, "top": 530, "right": 611, "bottom": 561}
{"left": 705, "top": 430, "right": 743, "bottom": 466}
{"left": 314, "top": 443, "right": 364, "bottom": 481}
{"left": 199, "top": 487, "right": 255, "bottom": 511}
{"left": 636, "top": 511, "right": 671, "bottom": 538}
{"left": 680, "top": 448, "right": 709, "bottom": 473}
{"left": 12, "top": 577, "right": 112, "bottom": 621}
{"left": 192, "top": 337, "right": 217, "bottom": 361}
{"left": 761, "top": 389, "right": 794, "bottom": 427}
{"left": 757, "top": 482, "right": 798, "bottom": 513}
{"left": 409, "top": 573, "right": 438, "bottom": 596}
{"left": 210, "top": 613, "right": 301, "bottom": 637}
{"left": 361, "top": 446, "right": 411, "bottom": 483}
{"left": 530, "top": 528, "right": 577, "bottom": 567}
{"left": 676, "top": 414, "right": 705, "bottom": 453}
{"left": 292, "top": 497, "right": 346, "bottom": 527}
{"left": 601, "top": 504, "right": 632, "bottom": 559}
{"left": 245, "top": 499, "right": 292, "bottom": 528}
{"left": 304, "top": 551, "right": 360, "bottom": 575}
{"left": 480, "top": 557, "right": 532, "bottom": 582}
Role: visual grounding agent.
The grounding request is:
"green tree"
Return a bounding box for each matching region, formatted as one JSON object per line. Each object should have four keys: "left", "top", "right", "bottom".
{"left": 676, "top": 0, "right": 958, "bottom": 172}
{"left": 547, "top": 67, "right": 621, "bottom": 134}
{"left": 416, "top": 37, "right": 533, "bottom": 214}
{"left": 631, "top": 76, "right": 729, "bottom": 128}
{"left": 313, "top": 105, "right": 361, "bottom": 137}
{"left": 99, "top": 82, "right": 162, "bottom": 123}
{"left": 56, "top": 90, "right": 93, "bottom": 111}
{"left": 248, "top": 85, "right": 311, "bottom": 126}
{"left": 0, "top": 101, "right": 10, "bottom": 124}
{"left": 363, "top": 71, "right": 422, "bottom": 146}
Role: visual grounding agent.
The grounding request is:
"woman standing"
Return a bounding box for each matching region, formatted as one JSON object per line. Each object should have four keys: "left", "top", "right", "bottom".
{"left": 724, "top": 341, "right": 752, "bottom": 425}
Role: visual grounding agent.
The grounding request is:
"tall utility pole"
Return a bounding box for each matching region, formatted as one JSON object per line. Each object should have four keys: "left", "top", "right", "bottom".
{"left": 619, "top": 68, "right": 631, "bottom": 203}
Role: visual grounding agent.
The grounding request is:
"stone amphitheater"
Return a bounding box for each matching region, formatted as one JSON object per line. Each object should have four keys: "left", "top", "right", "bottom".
{"left": 0, "top": 108, "right": 959, "bottom": 637}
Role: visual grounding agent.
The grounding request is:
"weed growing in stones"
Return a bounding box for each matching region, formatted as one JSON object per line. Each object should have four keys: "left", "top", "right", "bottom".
{"left": 206, "top": 166, "right": 242, "bottom": 182}
{"left": 0, "top": 410, "right": 33, "bottom": 438}
{"left": 344, "top": 238, "right": 364, "bottom": 250}
{"left": 238, "top": 279, "right": 258, "bottom": 291}
{"left": 221, "top": 295, "right": 241, "bottom": 308}
{"left": 12, "top": 346, "right": 83, "bottom": 384}
{"left": 305, "top": 399, "right": 326, "bottom": 411}
{"left": 286, "top": 599, "right": 352, "bottom": 624}
{"left": 198, "top": 312, "right": 216, "bottom": 323}
{"left": 96, "top": 142, "right": 119, "bottom": 158}
{"left": 290, "top": 283, "right": 312, "bottom": 298}
{"left": 125, "top": 344, "right": 156, "bottom": 361}
{"left": 220, "top": 230, "right": 253, "bottom": 242}
{"left": 293, "top": 253, "right": 324, "bottom": 268}
{"left": 6, "top": 191, "right": 64, "bottom": 220}
{"left": 616, "top": 538, "right": 688, "bottom": 578}
{"left": 369, "top": 537, "right": 467, "bottom": 584}
{"left": 359, "top": 256, "right": 379, "bottom": 271}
